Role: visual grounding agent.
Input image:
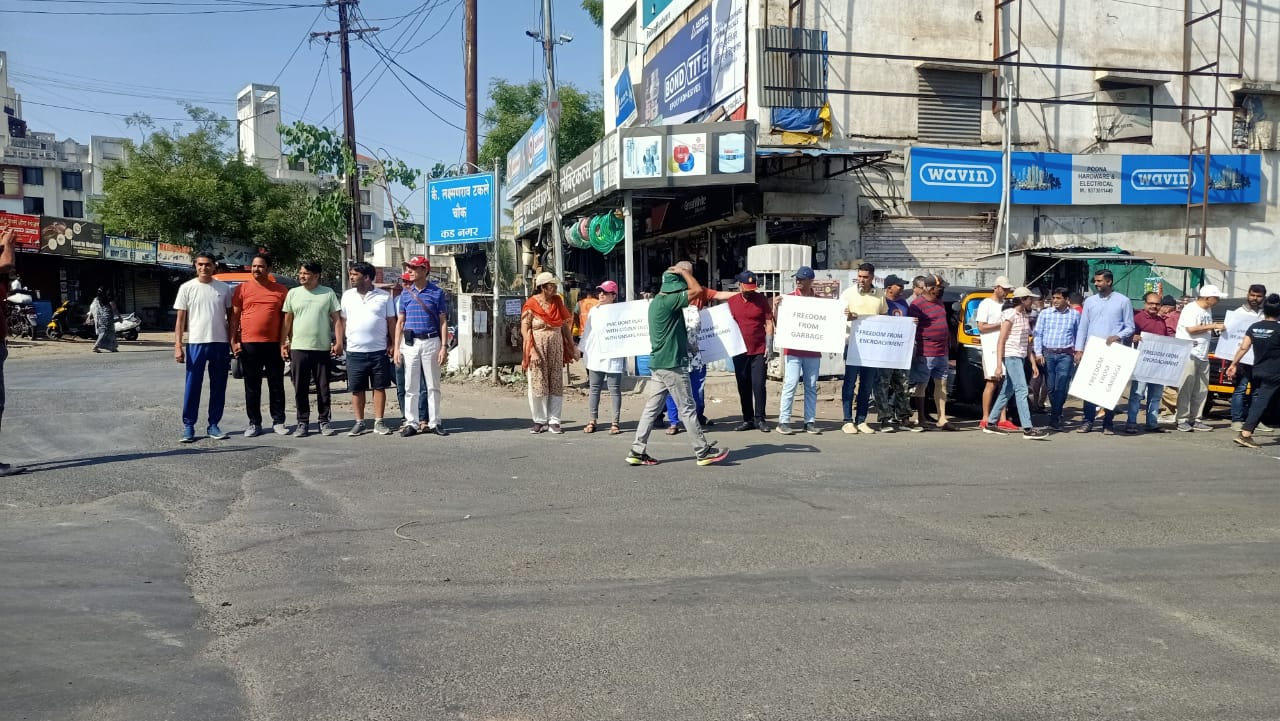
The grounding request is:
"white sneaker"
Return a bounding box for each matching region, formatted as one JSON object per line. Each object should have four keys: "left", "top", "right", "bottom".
{"left": 272, "top": 423, "right": 289, "bottom": 436}
{"left": 244, "top": 424, "right": 261, "bottom": 438}
{"left": 841, "top": 422, "right": 857, "bottom": 434}
{"left": 1257, "top": 423, "right": 1276, "bottom": 435}
{"left": 856, "top": 422, "right": 876, "bottom": 435}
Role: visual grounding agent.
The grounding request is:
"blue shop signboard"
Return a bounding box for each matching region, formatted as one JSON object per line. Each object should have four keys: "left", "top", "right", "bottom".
{"left": 505, "top": 114, "right": 548, "bottom": 201}
{"left": 614, "top": 66, "right": 637, "bottom": 128}
{"left": 427, "top": 173, "right": 495, "bottom": 245}
{"left": 640, "top": 7, "right": 713, "bottom": 126}
{"left": 907, "top": 147, "right": 1261, "bottom": 206}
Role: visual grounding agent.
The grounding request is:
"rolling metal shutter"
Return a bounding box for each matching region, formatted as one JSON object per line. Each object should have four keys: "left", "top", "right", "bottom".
{"left": 861, "top": 215, "right": 994, "bottom": 267}
{"left": 917, "top": 69, "right": 983, "bottom": 145}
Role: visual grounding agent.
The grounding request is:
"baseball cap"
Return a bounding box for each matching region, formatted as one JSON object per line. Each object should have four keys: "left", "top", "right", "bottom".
{"left": 883, "top": 274, "right": 906, "bottom": 288}
{"left": 1030, "top": 288, "right": 1043, "bottom": 298}
{"left": 405, "top": 255, "right": 430, "bottom": 269}
{"left": 794, "top": 266, "right": 816, "bottom": 280}
{"left": 736, "top": 271, "right": 758, "bottom": 291}
{"left": 993, "top": 276, "right": 1014, "bottom": 290}
{"left": 1160, "top": 294, "right": 1177, "bottom": 306}
{"left": 400, "top": 271, "right": 413, "bottom": 282}
{"left": 597, "top": 280, "right": 619, "bottom": 294}
{"left": 1011, "top": 286, "right": 1034, "bottom": 299}
{"left": 1197, "top": 284, "right": 1223, "bottom": 298}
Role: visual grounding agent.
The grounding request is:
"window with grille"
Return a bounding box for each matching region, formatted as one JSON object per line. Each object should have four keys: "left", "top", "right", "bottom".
{"left": 63, "top": 200, "right": 84, "bottom": 218}
{"left": 611, "top": 10, "right": 638, "bottom": 78}
{"left": 917, "top": 69, "right": 983, "bottom": 145}
{"left": 1096, "top": 81, "right": 1153, "bottom": 143}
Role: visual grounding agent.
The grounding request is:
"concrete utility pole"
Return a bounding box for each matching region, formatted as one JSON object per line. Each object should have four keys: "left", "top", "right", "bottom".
{"left": 312, "top": 0, "right": 378, "bottom": 267}
{"left": 528, "top": 0, "right": 569, "bottom": 280}
{"left": 464, "top": 0, "right": 478, "bottom": 167}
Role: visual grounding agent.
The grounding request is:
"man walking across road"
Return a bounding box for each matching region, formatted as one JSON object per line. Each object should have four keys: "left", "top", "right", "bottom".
{"left": 976, "top": 276, "right": 1017, "bottom": 433}
{"left": 728, "top": 270, "right": 775, "bottom": 433}
{"left": 342, "top": 262, "right": 397, "bottom": 436}
{"left": 282, "top": 261, "right": 343, "bottom": 438}
{"left": 394, "top": 255, "right": 449, "bottom": 438}
{"left": 1073, "top": 269, "right": 1135, "bottom": 434}
{"left": 776, "top": 266, "right": 823, "bottom": 436}
{"left": 173, "top": 251, "right": 234, "bottom": 443}
{"left": 1175, "top": 285, "right": 1225, "bottom": 432}
{"left": 664, "top": 260, "right": 736, "bottom": 433}
{"left": 840, "top": 262, "right": 888, "bottom": 434}
{"left": 230, "top": 253, "right": 289, "bottom": 438}
{"left": 1126, "top": 292, "right": 1173, "bottom": 435}
{"left": 626, "top": 267, "right": 729, "bottom": 467}
{"left": 1032, "top": 287, "right": 1080, "bottom": 431}
{"left": 873, "top": 275, "right": 915, "bottom": 433}
{"left": 1229, "top": 284, "right": 1267, "bottom": 431}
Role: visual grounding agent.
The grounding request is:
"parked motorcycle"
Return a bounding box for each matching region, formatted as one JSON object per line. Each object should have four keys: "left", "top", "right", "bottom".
{"left": 115, "top": 313, "right": 142, "bottom": 341}
{"left": 46, "top": 300, "right": 89, "bottom": 340}
{"left": 5, "top": 292, "right": 39, "bottom": 339}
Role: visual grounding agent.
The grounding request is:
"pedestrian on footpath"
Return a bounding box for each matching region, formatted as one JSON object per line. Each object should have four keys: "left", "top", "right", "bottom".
{"left": 342, "top": 262, "right": 396, "bottom": 436}
{"left": 390, "top": 272, "right": 428, "bottom": 424}
{"left": 582, "top": 280, "right": 625, "bottom": 435}
{"left": 1031, "top": 287, "right": 1079, "bottom": 431}
{"left": 282, "top": 261, "right": 343, "bottom": 438}
{"left": 976, "top": 276, "right": 1016, "bottom": 433}
{"left": 840, "top": 262, "right": 887, "bottom": 434}
{"left": 394, "top": 256, "right": 449, "bottom": 438}
{"left": 906, "top": 274, "right": 955, "bottom": 431}
{"left": 1229, "top": 284, "right": 1267, "bottom": 431}
{"left": 1229, "top": 293, "right": 1280, "bottom": 449}
{"left": 230, "top": 253, "right": 289, "bottom": 437}
{"left": 1073, "top": 269, "right": 1134, "bottom": 434}
{"left": 173, "top": 251, "right": 233, "bottom": 443}
{"left": 626, "top": 267, "right": 729, "bottom": 467}
{"left": 776, "top": 266, "right": 823, "bottom": 436}
{"left": 1126, "top": 292, "right": 1173, "bottom": 435}
{"left": 0, "top": 229, "right": 25, "bottom": 475}
{"left": 873, "top": 275, "right": 914, "bottom": 433}
{"left": 520, "top": 271, "right": 578, "bottom": 434}
{"left": 984, "top": 287, "right": 1048, "bottom": 440}
{"left": 88, "top": 287, "right": 119, "bottom": 353}
{"left": 664, "top": 260, "right": 736, "bottom": 434}
{"left": 1175, "top": 285, "right": 1225, "bottom": 432}
{"left": 728, "top": 270, "right": 774, "bottom": 433}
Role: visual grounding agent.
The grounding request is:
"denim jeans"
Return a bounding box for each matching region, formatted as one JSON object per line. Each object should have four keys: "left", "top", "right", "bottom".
{"left": 988, "top": 356, "right": 1032, "bottom": 429}
{"left": 1243, "top": 378, "right": 1278, "bottom": 433}
{"left": 590, "top": 370, "right": 623, "bottom": 424}
{"left": 666, "top": 366, "right": 706, "bottom": 424}
{"left": 1127, "top": 380, "right": 1163, "bottom": 429}
{"left": 841, "top": 365, "right": 878, "bottom": 423}
{"left": 778, "top": 355, "right": 820, "bottom": 425}
{"left": 1231, "top": 364, "right": 1254, "bottom": 422}
{"left": 1042, "top": 353, "right": 1073, "bottom": 426}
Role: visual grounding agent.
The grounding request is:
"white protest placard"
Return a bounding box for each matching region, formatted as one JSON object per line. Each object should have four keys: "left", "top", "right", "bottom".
{"left": 1132, "top": 335, "right": 1194, "bottom": 387}
{"left": 774, "top": 295, "right": 847, "bottom": 354}
{"left": 693, "top": 303, "right": 746, "bottom": 364}
{"left": 1068, "top": 336, "right": 1139, "bottom": 410}
{"left": 1212, "top": 308, "right": 1257, "bottom": 366}
{"left": 583, "top": 299, "right": 652, "bottom": 359}
{"left": 846, "top": 315, "right": 916, "bottom": 370}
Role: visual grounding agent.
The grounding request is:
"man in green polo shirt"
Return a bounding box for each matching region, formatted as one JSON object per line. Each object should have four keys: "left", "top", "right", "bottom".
{"left": 626, "top": 267, "right": 729, "bottom": 467}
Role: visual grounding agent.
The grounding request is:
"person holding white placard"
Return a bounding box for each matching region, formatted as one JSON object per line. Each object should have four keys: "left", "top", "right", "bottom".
{"left": 872, "top": 275, "right": 915, "bottom": 433}
{"left": 1125, "top": 292, "right": 1174, "bottom": 435}
{"left": 1228, "top": 284, "right": 1267, "bottom": 431}
{"left": 776, "top": 266, "right": 824, "bottom": 436}
{"left": 975, "top": 276, "right": 1015, "bottom": 433}
{"left": 983, "top": 288, "right": 1047, "bottom": 440}
{"left": 582, "top": 280, "right": 625, "bottom": 436}
{"left": 1073, "top": 269, "right": 1134, "bottom": 434}
{"left": 1228, "top": 293, "right": 1280, "bottom": 449}
{"left": 839, "top": 263, "right": 888, "bottom": 434}
{"left": 728, "top": 271, "right": 775, "bottom": 433}
{"left": 1174, "top": 285, "right": 1225, "bottom": 432}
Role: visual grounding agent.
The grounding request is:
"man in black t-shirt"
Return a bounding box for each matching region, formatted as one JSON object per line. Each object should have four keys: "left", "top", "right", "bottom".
{"left": 0, "top": 229, "right": 23, "bottom": 476}
{"left": 1228, "top": 293, "right": 1280, "bottom": 449}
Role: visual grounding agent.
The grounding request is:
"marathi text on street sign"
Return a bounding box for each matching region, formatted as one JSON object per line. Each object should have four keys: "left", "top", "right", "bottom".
{"left": 774, "top": 296, "right": 847, "bottom": 354}
{"left": 1069, "top": 336, "right": 1139, "bottom": 410}
{"left": 1132, "top": 335, "right": 1194, "bottom": 387}
{"left": 846, "top": 315, "right": 917, "bottom": 370}
{"left": 427, "top": 173, "right": 495, "bottom": 245}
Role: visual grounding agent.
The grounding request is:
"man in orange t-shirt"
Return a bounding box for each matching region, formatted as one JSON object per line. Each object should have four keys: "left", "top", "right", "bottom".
{"left": 230, "top": 253, "right": 290, "bottom": 437}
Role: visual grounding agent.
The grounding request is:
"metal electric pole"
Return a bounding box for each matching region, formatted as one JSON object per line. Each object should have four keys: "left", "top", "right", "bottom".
{"left": 532, "top": 0, "right": 566, "bottom": 280}
{"left": 312, "top": 0, "right": 378, "bottom": 268}
{"left": 464, "top": 0, "right": 478, "bottom": 167}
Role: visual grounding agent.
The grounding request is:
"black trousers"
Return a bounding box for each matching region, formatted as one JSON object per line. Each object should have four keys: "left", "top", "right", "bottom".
{"left": 733, "top": 352, "right": 768, "bottom": 423}
{"left": 290, "top": 349, "right": 331, "bottom": 424}
{"left": 1243, "top": 378, "right": 1278, "bottom": 433}
{"left": 241, "top": 341, "right": 286, "bottom": 427}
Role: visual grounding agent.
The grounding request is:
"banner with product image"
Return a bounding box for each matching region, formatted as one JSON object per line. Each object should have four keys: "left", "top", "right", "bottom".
{"left": 693, "top": 303, "right": 746, "bottom": 363}
{"left": 582, "top": 300, "right": 652, "bottom": 360}
{"left": 774, "top": 296, "right": 847, "bottom": 353}
{"left": 1132, "top": 335, "right": 1194, "bottom": 387}
{"left": 1068, "top": 336, "right": 1139, "bottom": 410}
{"left": 846, "top": 316, "right": 916, "bottom": 370}
{"left": 1212, "top": 308, "right": 1257, "bottom": 366}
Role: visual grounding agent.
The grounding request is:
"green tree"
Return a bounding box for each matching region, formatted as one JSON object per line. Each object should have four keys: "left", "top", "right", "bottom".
{"left": 478, "top": 80, "right": 604, "bottom": 174}
{"left": 92, "top": 106, "right": 339, "bottom": 272}
{"left": 581, "top": 0, "right": 602, "bottom": 27}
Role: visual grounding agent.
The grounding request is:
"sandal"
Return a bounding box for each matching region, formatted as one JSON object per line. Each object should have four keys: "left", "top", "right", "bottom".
{"left": 609, "top": 423, "right": 622, "bottom": 435}
{"left": 584, "top": 421, "right": 597, "bottom": 434}
{"left": 665, "top": 424, "right": 681, "bottom": 435}
{"left": 935, "top": 422, "right": 958, "bottom": 432}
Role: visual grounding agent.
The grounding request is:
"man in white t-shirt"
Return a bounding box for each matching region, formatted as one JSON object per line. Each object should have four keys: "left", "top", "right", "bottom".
{"left": 341, "top": 262, "right": 397, "bottom": 436}
{"left": 173, "top": 251, "right": 233, "bottom": 443}
{"left": 1175, "top": 285, "right": 1225, "bottom": 432}
{"left": 976, "top": 276, "right": 1014, "bottom": 432}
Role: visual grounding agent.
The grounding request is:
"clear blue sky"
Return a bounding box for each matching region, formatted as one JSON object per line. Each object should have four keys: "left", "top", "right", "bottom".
{"left": 1, "top": 0, "right": 603, "bottom": 220}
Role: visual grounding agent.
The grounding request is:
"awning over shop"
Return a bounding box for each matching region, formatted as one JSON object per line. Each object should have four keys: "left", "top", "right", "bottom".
{"left": 1129, "top": 250, "right": 1231, "bottom": 272}
{"left": 756, "top": 147, "right": 891, "bottom": 179}
{"left": 974, "top": 248, "right": 1143, "bottom": 264}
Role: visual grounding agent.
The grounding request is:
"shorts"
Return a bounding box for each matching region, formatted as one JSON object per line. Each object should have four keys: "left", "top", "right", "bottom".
{"left": 347, "top": 350, "right": 391, "bottom": 392}
{"left": 909, "top": 355, "right": 949, "bottom": 385}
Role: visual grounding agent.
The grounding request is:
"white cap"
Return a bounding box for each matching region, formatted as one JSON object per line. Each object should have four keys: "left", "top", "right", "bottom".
{"left": 1197, "top": 284, "right": 1223, "bottom": 298}
{"left": 993, "top": 276, "right": 1014, "bottom": 290}
{"left": 1011, "top": 286, "right": 1034, "bottom": 299}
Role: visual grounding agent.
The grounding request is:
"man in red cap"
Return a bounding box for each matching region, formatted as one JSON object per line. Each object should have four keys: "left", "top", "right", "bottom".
{"left": 728, "top": 270, "right": 774, "bottom": 432}
{"left": 391, "top": 271, "right": 428, "bottom": 423}
{"left": 394, "top": 256, "right": 449, "bottom": 437}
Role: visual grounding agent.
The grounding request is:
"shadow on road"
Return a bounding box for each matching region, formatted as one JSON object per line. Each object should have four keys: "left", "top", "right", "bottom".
{"left": 23, "top": 445, "right": 263, "bottom": 473}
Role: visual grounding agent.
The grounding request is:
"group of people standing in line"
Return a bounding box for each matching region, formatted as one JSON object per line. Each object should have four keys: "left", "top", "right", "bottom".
{"left": 174, "top": 252, "right": 449, "bottom": 443}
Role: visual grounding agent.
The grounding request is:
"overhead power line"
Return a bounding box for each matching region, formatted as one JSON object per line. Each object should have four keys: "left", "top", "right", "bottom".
{"left": 272, "top": 5, "right": 329, "bottom": 85}
{"left": 0, "top": 2, "right": 319, "bottom": 15}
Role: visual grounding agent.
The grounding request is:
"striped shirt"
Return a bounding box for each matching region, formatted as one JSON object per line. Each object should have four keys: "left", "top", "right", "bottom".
{"left": 1033, "top": 306, "right": 1080, "bottom": 355}
{"left": 907, "top": 297, "right": 949, "bottom": 357}
{"left": 397, "top": 282, "right": 448, "bottom": 335}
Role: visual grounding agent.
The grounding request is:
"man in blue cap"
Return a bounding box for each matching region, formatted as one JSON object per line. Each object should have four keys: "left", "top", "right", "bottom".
{"left": 775, "top": 266, "right": 823, "bottom": 435}
{"left": 626, "top": 266, "right": 730, "bottom": 466}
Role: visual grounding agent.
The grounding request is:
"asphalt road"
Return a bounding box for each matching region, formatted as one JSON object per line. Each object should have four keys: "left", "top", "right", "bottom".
{"left": 2, "top": 340, "right": 1278, "bottom": 721}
